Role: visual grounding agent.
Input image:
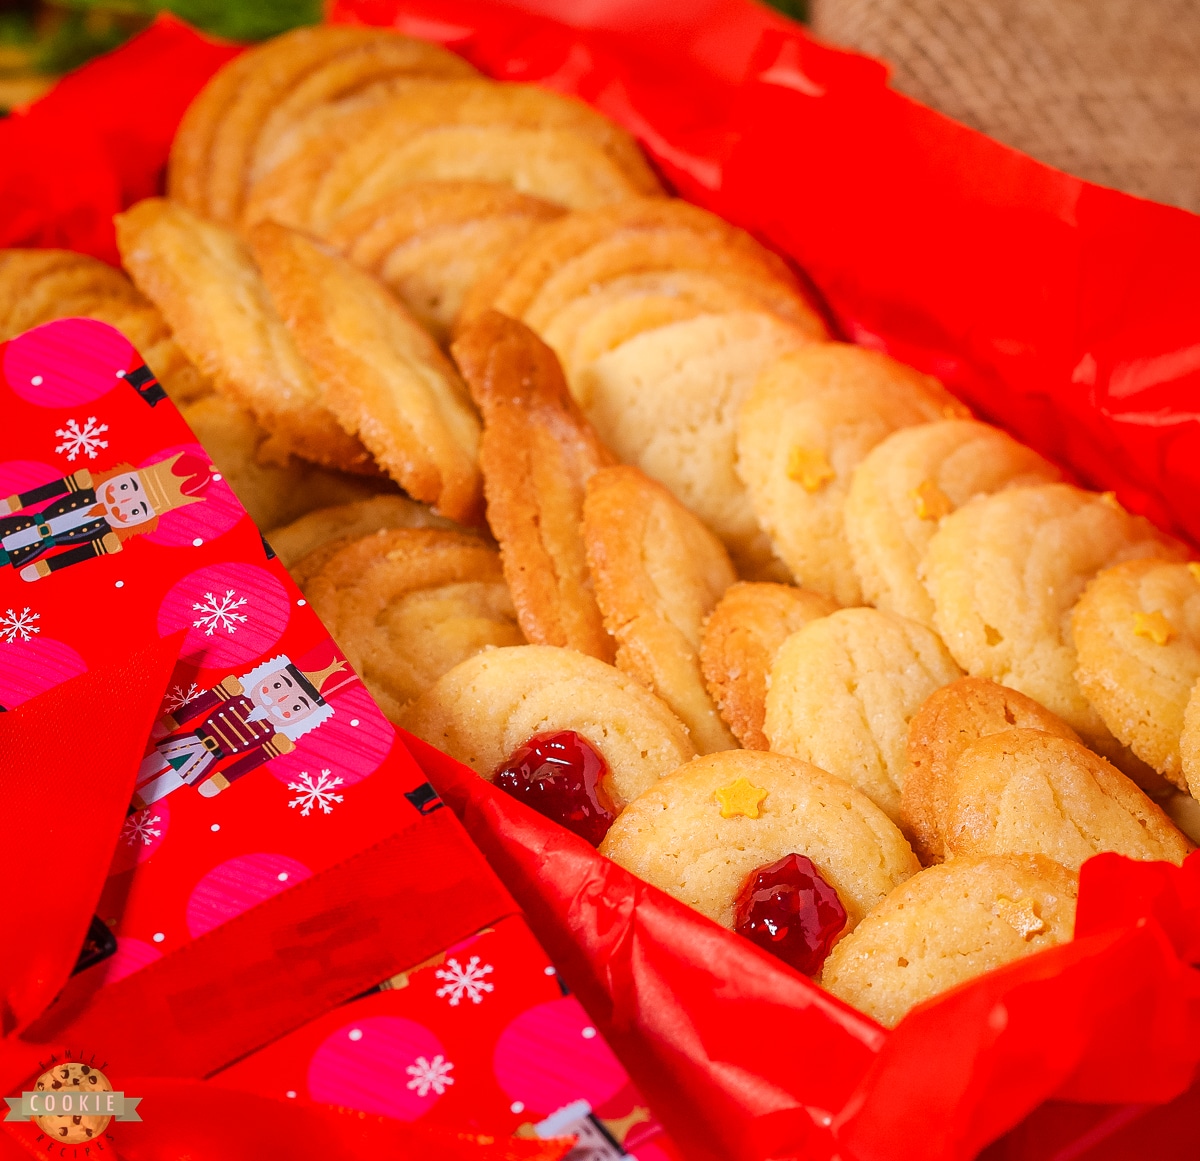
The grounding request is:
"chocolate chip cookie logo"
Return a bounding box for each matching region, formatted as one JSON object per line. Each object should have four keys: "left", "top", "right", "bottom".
{"left": 5, "top": 1062, "right": 141, "bottom": 1144}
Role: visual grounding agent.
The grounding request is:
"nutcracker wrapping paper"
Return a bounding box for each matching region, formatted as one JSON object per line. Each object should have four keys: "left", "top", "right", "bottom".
{"left": 2, "top": 4, "right": 1200, "bottom": 1161}
{"left": 0, "top": 317, "right": 677, "bottom": 1161}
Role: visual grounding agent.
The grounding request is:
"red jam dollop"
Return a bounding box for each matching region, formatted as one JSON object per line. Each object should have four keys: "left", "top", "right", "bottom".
{"left": 734, "top": 853, "right": 847, "bottom": 975}
{"left": 493, "top": 730, "right": 616, "bottom": 846}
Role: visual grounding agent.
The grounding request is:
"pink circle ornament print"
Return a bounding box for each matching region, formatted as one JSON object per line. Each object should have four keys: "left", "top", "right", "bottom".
{"left": 4, "top": 319, "right": 134, "bottom": 407}
{"left": 157, "top": 561, "right": 291, "bottom": 668}
{"left": 307, "top": 1016, "right": 452, "bottom": 1121}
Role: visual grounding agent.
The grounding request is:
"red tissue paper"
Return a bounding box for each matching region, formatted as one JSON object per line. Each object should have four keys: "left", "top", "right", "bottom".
{"left": 1, "top": 3, "right": 1200, "bottom": 1159}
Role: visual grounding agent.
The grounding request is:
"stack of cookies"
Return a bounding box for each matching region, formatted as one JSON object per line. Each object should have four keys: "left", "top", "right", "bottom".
{"left": 8, "top": 23, "right": 1199, "bottom": 1029}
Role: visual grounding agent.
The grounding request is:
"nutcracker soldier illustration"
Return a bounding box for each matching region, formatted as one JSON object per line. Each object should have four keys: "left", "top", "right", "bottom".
{"left": 133, "top": 655, "right": 351, "bottom": 807}
{"left": 0, "top": 453, "right": 213, "bottom": 580}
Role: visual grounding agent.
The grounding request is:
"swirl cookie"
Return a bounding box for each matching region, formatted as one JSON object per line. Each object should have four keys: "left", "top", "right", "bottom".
{"left": 116, "top": 199, "right": 373, "bottom": 473}
{"left": 699, "top": 582, "right": 838, "bottom": 750}
{"left": 267, "top": 494, "right": 460, "bottom": 569}
{"left": 459, "top": 198, "right": 826, "bottom": 338}
{"left": 251, "top": 222, "right": 483, "bottom": 523}
{"left": 452, "top": 310, "right": 614, "bottom": 660}
{"left": 737, "top": 343, "right": 969, "bottom": 606}
{"left": 0, "top": 248, "right": 210, "bottom": 406}
{"left": 307, "top": 528, "right": 521, "bottom": 721}
{"left": 764, "top": 608, "right": 961, "bottom": 823}
{"left": 403, "top": 644, "right": 695, "bottom": 808}
{"left": 901, "top": 677, "right": 1080, "bottom": 864}
{"left": 1072, "top": 559, "right": 1200, "bottom": 787}
{"left": 168, "top": 24, "right": 475, "bottom": 224}
{"left": 579, "top": 310, "right": 813, "bottom": 577}
{"left": 820, "top": 855, "right": 1077, "bottom": 1028}
{"left": 538, "top": 270, "right": 775, "bottom": 395}
{"left": 944, "top": 729, "right": 1189, "bottom": 868}
{"left": 600, "top": 750, "right": 919, "bottom": 935}
{"left": 1183, "top": 685, "right": 1200, "bottom": 799}
{"left": 583, "top": 464, "right": 738, "bottom": 754}
{"left": 181, "top": 395, "right": 382, "bottom": 533}
{"left": 921, "top": 483, "right": 1188, "bottom": 749}
{"left": 245, "top": 80, "right": 662, "bottom": 233}
{"left": 844, "top": 420, "right": 1061, "bottom": 626}
{"left": 327, "top": 182, "right": 563, "bottom": 344}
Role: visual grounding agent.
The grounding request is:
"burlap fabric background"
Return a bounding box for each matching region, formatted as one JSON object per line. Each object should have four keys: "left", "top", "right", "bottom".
{"left": 811, "top": 0, "right": 1200, "bottom": 213}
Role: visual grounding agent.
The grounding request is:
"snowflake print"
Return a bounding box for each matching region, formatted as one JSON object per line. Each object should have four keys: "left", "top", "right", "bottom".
{"left": 191, "top": 589, "right": 248, "bottom": 636}
{"left": 121, "top": 809, "right": 162, "bottom": 847}
{"left": 405, "top": 1055, "right": 454, "bottom": 1097}
{"left": 287, "top": 770, "right": 345, "bottom": 817}
{"left": 0, "top": 607, "right": 40, "bottom": 643}
{"left": 162, "top": 682, "right": 203, "bottom": 713}
{"left": 435, "top": 956, "right": 494, "bottom": 1006}
{"left": 54, "top": 416, "right": 110, "bottom": 461}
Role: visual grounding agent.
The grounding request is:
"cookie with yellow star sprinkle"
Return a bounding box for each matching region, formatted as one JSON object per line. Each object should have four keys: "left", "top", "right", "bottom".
{"left": 1072, "top": 558, "right": 1200, "bottom": 787}
{"left": 920, "top": 483, "right": 1188, "bottom": 755}
{"left": 599, "top": 750, "right": 919, "bottom": 934}
{"left": 843, "top": 419, "right": 1061, "bottom": 627}
{"left": 820, "top": 854, "right": 1077, "bottom": 1028}
{"left": 736, "top": 343, "right": 968, "bottom": 606}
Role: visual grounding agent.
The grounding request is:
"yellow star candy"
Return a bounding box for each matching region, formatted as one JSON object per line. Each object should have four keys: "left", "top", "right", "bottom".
{"left": 714, "top": 777, "right": 768, "bottom": 819}
{"left": 1188, "top": 562, "right": 1200, "bottom": 584}
{"left": 1133, "top": 610, "right": 1175, "bottom": 646}
{"left": 786, "top": 446, "right": 835, "bottom": 493}
{"left": 911, "top": 478, "right": 954, "bottom": 521}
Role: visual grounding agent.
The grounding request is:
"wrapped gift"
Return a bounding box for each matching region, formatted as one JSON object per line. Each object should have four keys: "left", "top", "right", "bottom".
{"left": 0, "top": 317, "right": 677, "bottom": 1161}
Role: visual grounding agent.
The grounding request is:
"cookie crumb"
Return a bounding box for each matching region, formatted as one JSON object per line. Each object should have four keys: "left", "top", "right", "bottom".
{"left": 714, "top": 777, "right": 768, "bottom": 819}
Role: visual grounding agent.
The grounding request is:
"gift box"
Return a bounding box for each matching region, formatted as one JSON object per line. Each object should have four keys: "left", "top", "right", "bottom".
{"left": 2, "top": 3, "right": 1200, "bottom": 1160}
{"left": 0, "top": 317, "right": 678, "bottom": 1161}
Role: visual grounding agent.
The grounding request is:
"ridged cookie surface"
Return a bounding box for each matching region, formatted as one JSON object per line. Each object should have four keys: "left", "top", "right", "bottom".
{"left": 845, "top": 420, "right": 1061, "bottom": 626}
{"left": 921, "top": 483, "right": 1187, "bottom": 748}
{"left": 267, "top": 494, "right": 460, "bottom": 568}
{"left": 403, "top": 644, "right": 695, "bottom": 808}
{"left": 764, "top": 607, "right": 962, "bottom": 823}
{"left": 460, "top": 198, "right": 826, "bottom": 338}
{"left": 901, "top": 677, "right": 1080, "bottom": 864}
{"left": 584, "top": 464, "right": 738, "bottom": 754}
{"left": 600, "top": 749, "right": 919, "bottom": 931}
{"left": 328, "top": 181, "right": 562, "bottom": 344}
{"left": 252, "top": 222, "right": 482, "bottom": 523}
{"left": 452, "top": 311, "right": 614, "bottom": 660}
{"left": 307, "top": 528, "right": 521, "bottom": 721}
{"left": 700, "top": 581, "right": 837, "bottom": 750}
{"left": 116, "top": 199, "right": 372, "bottom": 473}
{"left": 580, "top": 310, "right": 811, "bottom": 577}
{"left": 944, "top": 729, "right": 1189, "bottom": 868}
{"left": 737, "top": 343, "right": 968, "bottom": 606}
{"left": 820, "top": 854, "right": 1077, "bottom": 1027}
{"left": 1072, "top": 558, "right": 1200, "bottom": 787}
